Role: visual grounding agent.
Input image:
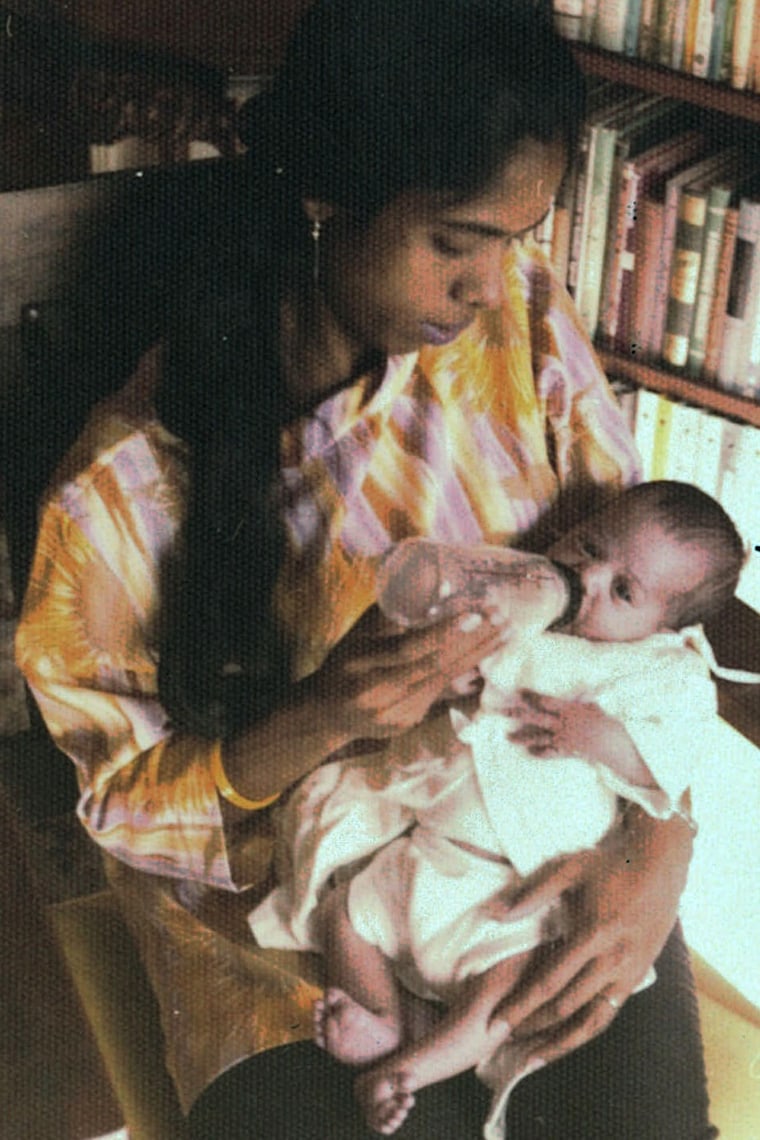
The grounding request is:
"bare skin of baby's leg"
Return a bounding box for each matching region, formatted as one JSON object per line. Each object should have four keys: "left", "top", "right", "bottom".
{"left": 354, "top": 950, "right": 531, "bottom": 1136}
{"left": 313, "top": 880, "right": 406, "bottom": 1067}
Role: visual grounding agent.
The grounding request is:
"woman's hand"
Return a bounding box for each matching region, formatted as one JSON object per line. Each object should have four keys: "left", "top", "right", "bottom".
{"left": 304, "top": 604, "right": 506, "bottom": 743}
{"left": 489, "top": 806, "right": 694, "bottom": 1067}
{"left": 223, "top": 605, "right": 505, "bottom": 805}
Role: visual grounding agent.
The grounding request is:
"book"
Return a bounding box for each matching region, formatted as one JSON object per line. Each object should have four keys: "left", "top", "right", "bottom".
{"left": 631, "top": 196, "right": 666, "bottom": 360}
{"left": 566, "top": 83, "right": 630, "bottom": 298}
{"left": 686, "top": 176, "right": 743, "bottom": 376}
{"left": 650, "top": 393, "right": 675, "bottom": 478}
{"left": 632, "top": 386, "right": 662, "bottom": 477}
{"left": 703, "top": 204, "right": 740, "bottom": 378}
{"left": 646, "top": 146, "right": 739, "bottom": 360}
{"left": 662, "top": 398, "right": 702, "bottom": 481}
{"left": 718, "top": 422, "right": 760, "bottom": 612}
{"left": 690, "top": 409, "right": 725, "bottom": 496}
{"left": 624, "top": 0, "right": 645, "bottom": 52}
{"left": 599, "top": 128, "right": 707, "bottom": 352}
{"left": 684, "top": 0, "right": 716, "bottom": 75}
{"left": 553, "top": 0, "right": 587, "bottom": 39}
{"left": 639, "top": 0, "right": 664, "bottom": 58}
{"left": 594, "top": 0, "right": 631, "bottom": 49}
{"left": 711, "top": 0, "right": 738, "bottom": 78}
{"left": 582, "top": 0, "right": 602, "bottom": 40}
{"left": 731, "top": 0, "right": 757, "bottom": 88}
{"left": 662, "top": 153, "right": 747, "bottom": 368}
{"left": 750, "top": 2, "right": 760, "bottom": 88}
{"left": 717, "top": 193, "right": 760, "bottom": 394}
{"left": 719, "top": 0, "right": 740, "bottom": 79}
{"left": 578, "top": 94, "right": 674, "bottom": 339}
{"left": 568, "top": 87, "right": 654, "bottom": 311}
{"left": 657, "top": 0, "right": 691, "bottom": 68}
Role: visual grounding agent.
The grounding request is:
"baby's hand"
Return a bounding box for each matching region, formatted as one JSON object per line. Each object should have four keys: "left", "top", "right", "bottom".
{"left": 505, "top": 690, "right": 655, "bottom": 785}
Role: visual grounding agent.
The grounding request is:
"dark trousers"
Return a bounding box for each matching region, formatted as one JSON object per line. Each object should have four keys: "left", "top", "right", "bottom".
{"left": 187, "top": 924, "right": 717, "bottom": 1140}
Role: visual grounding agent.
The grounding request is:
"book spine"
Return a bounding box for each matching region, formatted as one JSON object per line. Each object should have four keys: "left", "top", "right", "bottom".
{"left": 686, "top": 192, "right": 731, "bottom": 376}
{"left": 731, "top": 0, "right": 756, "bottom": 88}
{"left": 578, "top": 126, "right": 619, "bottom": 337}
{"left": 566, "top": 136, "right": 593, "bottom": 298}
{"left": 749, "top": 1, "right": 760, "bottom": 87}
{"left": 624, "top": 0, "right": 645, "bottom": 51}
{"left": 594, "top": 0, "right": 631, "bottom": 49}
{"left": 690, "top": 410, "right": 724, "bottom": 496}
{"left": 599, "top": 159, "right": 638, "bottom": 344}
{"left": 632, "top": 386, "right": 661, "bottom": 478}
{"left": 691, "top": 0, "right": 716, "bottom": 75}
{"left": 662, "top": 187, "right": 709, "bottom": 367}
{"left": 663, "top": 401, "right": 700, "bottom": 482}
{"left": 582, "top": 0, "right": 601, "bottom": 40}
{"left": 716, "top": 204, "right": 760, "bottom": 390}
{"left": 639, "top": 0, "right": 663, "bottom": 58}
{"left": 670, "top": 0, "right": 692, "bottom": 67}
{"left": 703, "top": 205, "right": 740, "bottom": 378}
{"left": 650, "top": 394, "right": 674, "bottom": 479}
{"left": 708, "top": 0, "right": 731, "bottom": 77}
{"left": 553, "top": 0, "right": 586, "bottom": 39}
{"left": 720, "top": 0, "right": 740, "bottom": 80}
{"left": 631, "top": 197, "right": 665, "bottom": 359}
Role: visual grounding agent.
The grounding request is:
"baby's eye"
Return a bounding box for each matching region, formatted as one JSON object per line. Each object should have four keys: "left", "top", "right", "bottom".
{"left": 613, "top": 578, "right": 633, "bottom": 604}
{"left": 579, "top": 536, "right": 600, "bottom": 558}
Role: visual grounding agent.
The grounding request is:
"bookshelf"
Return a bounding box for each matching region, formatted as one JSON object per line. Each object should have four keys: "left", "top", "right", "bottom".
{"left": 596, "top": 349, "right": 760, "bottom": 426}
{"left": 571, "top": 43, "right": 760, "bottom": 427}
{"left": 572, "top": 43, "right": 760, "bottom": 125}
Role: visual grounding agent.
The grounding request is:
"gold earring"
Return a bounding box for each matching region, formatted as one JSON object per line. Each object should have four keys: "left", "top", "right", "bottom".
{"left": 311, "top": 218, "right": 321, "bottom": 285}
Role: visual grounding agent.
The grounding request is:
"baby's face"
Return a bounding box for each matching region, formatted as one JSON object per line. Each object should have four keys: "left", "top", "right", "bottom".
{"left": 548, "top": 504, "right": 710, "bottom": 642}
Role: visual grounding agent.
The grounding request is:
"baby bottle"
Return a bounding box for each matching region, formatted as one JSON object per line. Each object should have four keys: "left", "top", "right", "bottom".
{"left": 376, "top": 538, "right": 581, "bottom": 633}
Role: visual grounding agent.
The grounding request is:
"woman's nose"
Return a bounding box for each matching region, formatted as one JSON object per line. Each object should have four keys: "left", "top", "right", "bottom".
{"left": 452, "top": 250, "right": 505, "bottom": 309}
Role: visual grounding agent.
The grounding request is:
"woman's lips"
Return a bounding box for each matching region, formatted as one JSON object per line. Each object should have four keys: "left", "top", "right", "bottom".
{"left": 420, "top": 320, "right": 471, "bottom": 346}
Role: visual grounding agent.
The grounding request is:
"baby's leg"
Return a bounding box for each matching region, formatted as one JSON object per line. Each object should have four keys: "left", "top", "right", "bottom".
{"left": 355, "top": 949, "right": 531, "bottom": 1136}
{"left": 313, "top": 880, "right": 403, "bottom": 1067}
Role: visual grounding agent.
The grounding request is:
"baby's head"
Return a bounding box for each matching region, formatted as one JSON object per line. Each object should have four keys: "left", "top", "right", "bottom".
{"left": 548, "top": 481, "right": 745, "bottom": 642}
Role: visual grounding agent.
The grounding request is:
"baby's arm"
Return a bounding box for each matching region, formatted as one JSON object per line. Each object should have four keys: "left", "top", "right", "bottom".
{"left": 505, "top": 690, "right": 658, "bottom": 787}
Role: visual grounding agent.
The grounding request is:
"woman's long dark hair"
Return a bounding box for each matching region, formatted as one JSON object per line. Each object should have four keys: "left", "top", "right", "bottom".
{"left": 156, "top": 0, "right": 587, "bottom": 738}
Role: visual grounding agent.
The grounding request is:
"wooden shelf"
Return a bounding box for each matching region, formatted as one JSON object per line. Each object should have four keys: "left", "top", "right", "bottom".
{"left": 571, "top": 43, "right": 760, "bottom": 124}
{"left": 596, "top": 349, "right": 760, "bottom": 426}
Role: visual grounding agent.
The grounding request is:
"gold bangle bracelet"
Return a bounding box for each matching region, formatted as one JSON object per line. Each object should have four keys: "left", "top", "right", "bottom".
{"left": 210, "top": 743, "right": 281, "bottom": 812}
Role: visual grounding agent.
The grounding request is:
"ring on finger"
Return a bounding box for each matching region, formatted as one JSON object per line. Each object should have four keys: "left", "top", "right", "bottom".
{"left": 604, "top": 994, "right": 621, "bottom": 1011}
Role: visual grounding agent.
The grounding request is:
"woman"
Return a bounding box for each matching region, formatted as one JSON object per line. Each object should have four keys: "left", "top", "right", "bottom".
{"left": 16, "top": 2, "right": 714, "bottom": 1137}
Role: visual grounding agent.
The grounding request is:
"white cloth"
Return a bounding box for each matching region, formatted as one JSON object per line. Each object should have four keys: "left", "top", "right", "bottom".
{"left": 250, "top": 625, "right": 720, "bottom": 1138}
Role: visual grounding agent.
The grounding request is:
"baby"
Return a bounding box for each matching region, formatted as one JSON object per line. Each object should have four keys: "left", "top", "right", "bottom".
{"left": 250, "top": 481, "right": 749, "bottom": 1138}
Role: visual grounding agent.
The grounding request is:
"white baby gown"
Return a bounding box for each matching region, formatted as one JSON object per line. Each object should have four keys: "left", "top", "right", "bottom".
{"left": 250, "top": 625, "right": 722, "bottom": 1138}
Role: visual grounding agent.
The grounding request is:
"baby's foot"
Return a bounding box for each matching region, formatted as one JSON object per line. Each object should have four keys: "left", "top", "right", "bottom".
{"left": 314, "top": 986, "right": 401, "bottom": 1066}
{"left": 355, "top": 1066, "right": 416, "bottom": 1135}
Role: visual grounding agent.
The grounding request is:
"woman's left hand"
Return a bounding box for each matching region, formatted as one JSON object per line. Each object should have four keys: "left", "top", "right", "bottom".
{"left": 488, "top": 805, "right": 694, "bottom": 1066}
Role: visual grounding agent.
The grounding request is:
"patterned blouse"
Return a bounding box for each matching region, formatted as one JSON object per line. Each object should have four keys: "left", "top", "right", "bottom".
{"left": 17, "top": 239, "right": 639, "bottom": 888}
{"left": 15, "top": 241, "right": 640, "bottom": 1107}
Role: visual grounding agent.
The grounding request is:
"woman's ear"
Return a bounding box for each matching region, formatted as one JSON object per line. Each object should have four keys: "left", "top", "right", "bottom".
{"left": 302, "top": 199, "right": 337, "bottom": 226}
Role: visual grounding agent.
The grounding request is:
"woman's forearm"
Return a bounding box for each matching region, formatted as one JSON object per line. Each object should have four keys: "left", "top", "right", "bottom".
{"left": 220, "top": 686, "right": 354, "bottom": 804}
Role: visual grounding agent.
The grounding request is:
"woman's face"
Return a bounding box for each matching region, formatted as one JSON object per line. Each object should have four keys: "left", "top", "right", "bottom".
{"left": 317, "top": 136, "right": 566, "bottom": 357}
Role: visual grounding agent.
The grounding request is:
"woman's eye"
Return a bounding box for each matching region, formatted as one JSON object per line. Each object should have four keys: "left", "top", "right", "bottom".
{"left": 431, "top": 234, "right": 472, "bottom": 258}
